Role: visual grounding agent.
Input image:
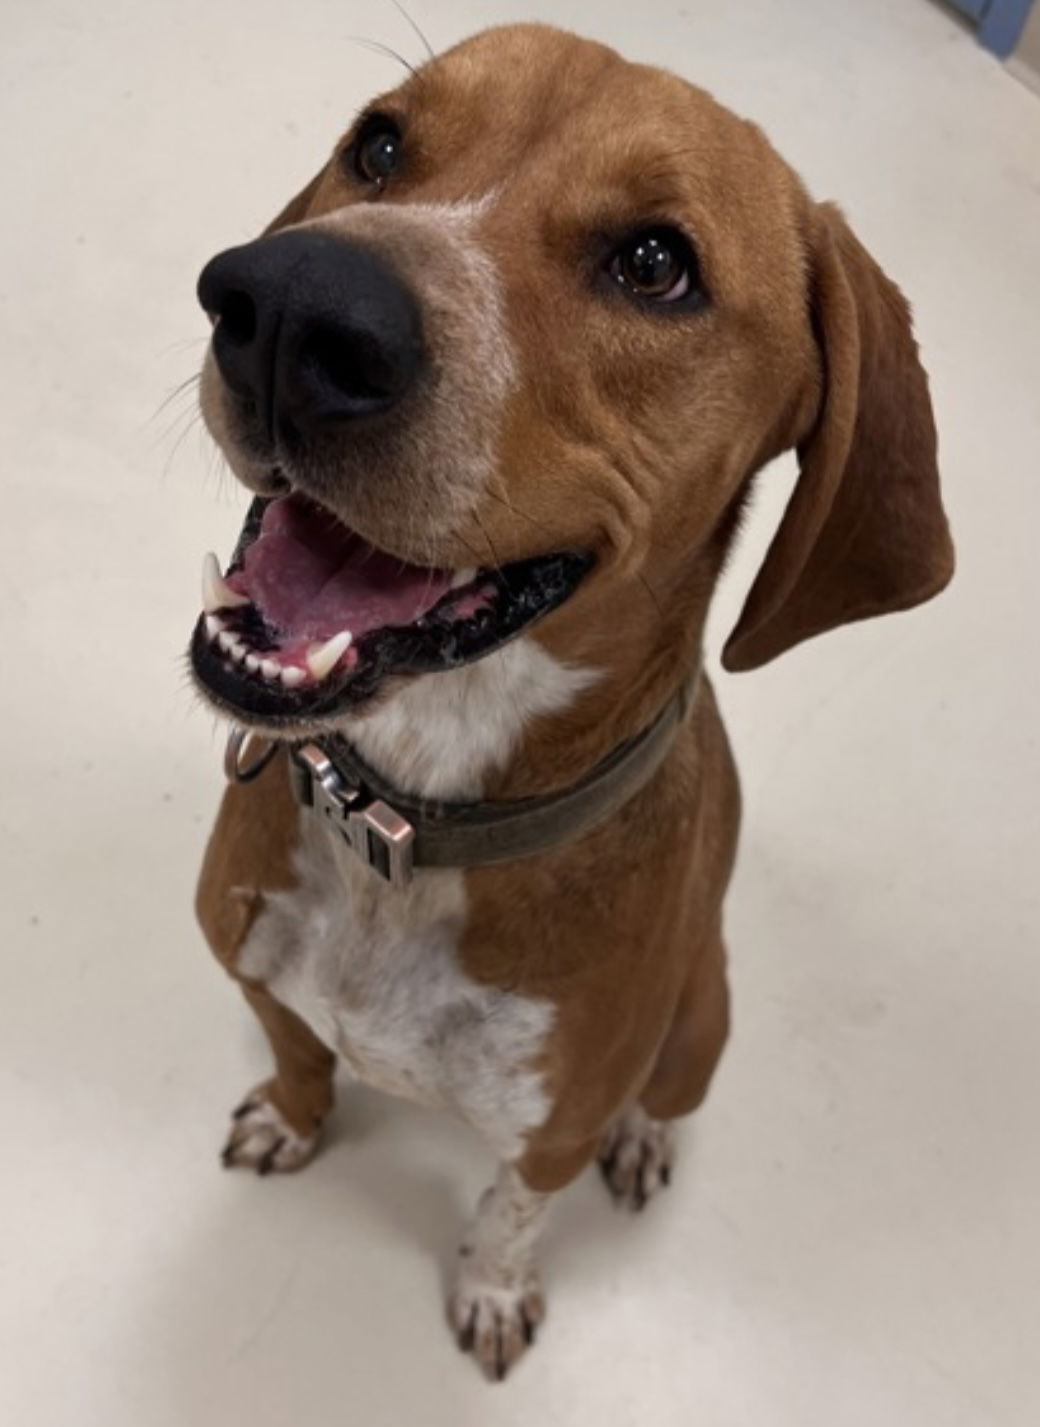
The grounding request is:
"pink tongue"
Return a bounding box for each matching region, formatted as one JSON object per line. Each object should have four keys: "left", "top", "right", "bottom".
{"left": 227, "top": 495, "right": 453, "bottom": 641}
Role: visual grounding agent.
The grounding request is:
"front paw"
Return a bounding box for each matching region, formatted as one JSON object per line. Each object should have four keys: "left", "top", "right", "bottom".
{"left": 448, "top": 1267, "right": 546, "bottom": 1382}
{"left": 598, "top": 1105, "right": 674, "bottom": 1210}
{"left": 220, "top": 1084, "right": 321, "bottom": 1175}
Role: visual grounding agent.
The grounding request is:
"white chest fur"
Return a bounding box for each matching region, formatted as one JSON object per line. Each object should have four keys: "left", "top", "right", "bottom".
{"left": 238, "top": 819, "right": 553, "bottom": 1159}
{"left": 237, "top": 640, "right": 597, "bottom": 1160}
{"left": 339, "top": 634, "right": 599, "bottom": 800}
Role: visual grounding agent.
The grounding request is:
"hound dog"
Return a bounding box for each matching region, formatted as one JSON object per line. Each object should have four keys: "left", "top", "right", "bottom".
{"left": 190, "top": 23, "right": 953, "bottom": 1381}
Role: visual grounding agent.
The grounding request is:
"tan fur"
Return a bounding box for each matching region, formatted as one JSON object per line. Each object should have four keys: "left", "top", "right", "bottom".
{"left": 196, "top": 753, "right": 337, "bottom": 1145}
{"left": 193, "top": 24, "right": 953, "bottom": 1378}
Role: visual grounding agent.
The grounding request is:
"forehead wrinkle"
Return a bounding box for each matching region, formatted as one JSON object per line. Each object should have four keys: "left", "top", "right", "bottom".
{"left": 383, "top": 30, "right": 626, "bottom": 171}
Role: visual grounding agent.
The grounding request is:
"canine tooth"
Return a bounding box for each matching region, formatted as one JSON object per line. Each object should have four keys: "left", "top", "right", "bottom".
{"left": 450, "top": 567, "right": 477, "bottom": 590}
{"left": 202, "top": 551, "right": 249, "bottom": 614}
{"left": 217, "top": 630, "right": 236, "bottom": 654}
{"left": 261, "top": 659, "right": 281, "bottom": 681}
{"left": 281, "top": 666, "right": 306, "bottom": 688}
{"left": 204, "top": 614, "right": 224, "bottom": 640}
{"left": 306, "top": 630, "right": 353, "bottom": 682}
{"left": 244, "top": 653, "right": 261, "bottom": 673}
{"left": 228, "top": 640, "right": 247, "bottom": 663}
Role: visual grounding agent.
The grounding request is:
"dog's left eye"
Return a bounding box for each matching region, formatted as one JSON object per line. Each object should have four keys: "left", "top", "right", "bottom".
{"left": 351, "top": 116, "right": 403, "bottom": 187}
{"left": 607, "top": 228, "right": 701, "bottom": 304}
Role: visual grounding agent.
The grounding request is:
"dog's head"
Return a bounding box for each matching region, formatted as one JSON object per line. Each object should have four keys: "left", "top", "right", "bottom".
{"left": 191, "top": 24, "right": 953, "bottom": 733}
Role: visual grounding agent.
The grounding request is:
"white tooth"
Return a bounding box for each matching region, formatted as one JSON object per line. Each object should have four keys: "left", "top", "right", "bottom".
{"left": 244, "top": 653, "right": 261, "bottom": 673}
{"left": 261, "top": 659, "right": 281, "bottom": 681}
{"left": 306, "top": 630, "right": 353, "bottom": 682}
{"left": 281, "top": 666, "right": 306, "bottom": 688}
{"left": 217, "top": 630, "right": 236, "bottom": 654}
{"left": 204, "top": 614, "right": 224, "bottom": 640}
{"left": 202, "top": 551, "right": 249, "bottom": 614}
{"left": 450, "top": 567, "right": 477, "bottom": 590}
{"left": 229, "top": 640, "right": 247, "bottom": 663}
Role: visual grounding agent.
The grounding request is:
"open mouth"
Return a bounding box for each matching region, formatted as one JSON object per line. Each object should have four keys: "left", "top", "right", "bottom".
{"left": 189, "top": 492, "right": 590, "bottom": 726}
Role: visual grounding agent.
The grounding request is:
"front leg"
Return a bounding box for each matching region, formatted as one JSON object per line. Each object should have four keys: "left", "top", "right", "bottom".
{"left": 222, "top": 981, "right": 336, "bottom": 1174}
{"left": 196, "top": 761, "right": 336, "bottom": 1173}
{"left": 449, "top": 1164, "right": 552, "bottom": 1381}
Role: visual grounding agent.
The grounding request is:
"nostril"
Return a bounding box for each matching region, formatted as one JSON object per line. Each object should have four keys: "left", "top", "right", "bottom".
{"left": 219, "top": 290, "right": 258, "bottom": 346}
{"left": 301, "top": 325, "right": 402, "bottom": 407}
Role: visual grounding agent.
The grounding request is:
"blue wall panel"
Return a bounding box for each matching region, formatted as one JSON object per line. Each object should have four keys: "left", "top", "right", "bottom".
{"left": 945, "top": 0, "right": 1035, "bottom": 56}
{"left": 978, "top": 0, "right": 1035, "bottom": 56}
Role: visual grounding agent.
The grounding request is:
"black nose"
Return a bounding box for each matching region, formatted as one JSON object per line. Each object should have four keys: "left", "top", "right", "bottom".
{"left": 196, "top": 230, "right": 423, "bottom": 438}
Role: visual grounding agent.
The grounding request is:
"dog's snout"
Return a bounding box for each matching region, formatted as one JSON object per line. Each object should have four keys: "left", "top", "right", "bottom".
{"left": 196, "top": 230, "right": 423, "bottom": 436}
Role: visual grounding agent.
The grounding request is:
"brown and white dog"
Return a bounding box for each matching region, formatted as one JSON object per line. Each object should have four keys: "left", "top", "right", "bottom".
{"left": 190, "top": 24, "right": 953, "bottom": 1381}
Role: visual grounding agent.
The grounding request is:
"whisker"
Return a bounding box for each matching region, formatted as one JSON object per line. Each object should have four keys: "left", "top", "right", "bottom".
{"left": 151, "top": 372, "right": 201, "bottom": 424}
{"left": 471, "top": 509, "right": 519, "bottom": 600}
{"left": 159, "top": 336, "right": 208, "bottom": 358}
{"left": 471, "top": 510, "right": 503, "bottom": 572}
{"left": 485, "top": 484, "right": 554, "bottom": 537}
{"left": 387, "top": 0, "right": 435, "bottom": 61}
{"left": 202, "top": 438, "right": 232, "bottom": 501}
{"left": 637, "top": 571, "right": 664, "bottom": 620}
{"left": 349, "top": 36, "right": 419, "bottom": 78}
{"left": 162, "top": 410, "right": 204, "bottom": 482}
{"left": 152, "top": 398, "right": 200, "bottom": 453}
{"left": 452, "top": 530, "right": 487, "bottom": 568}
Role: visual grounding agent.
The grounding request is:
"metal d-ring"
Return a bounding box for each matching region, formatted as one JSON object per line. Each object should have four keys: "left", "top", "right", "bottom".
{"left": 224, "top": 726, "right": 279, "bottom": 784}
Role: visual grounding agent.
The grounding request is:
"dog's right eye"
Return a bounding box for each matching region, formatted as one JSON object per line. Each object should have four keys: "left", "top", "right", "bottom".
{"left": 350, "top": 116, "right": 403, "bottom": 189}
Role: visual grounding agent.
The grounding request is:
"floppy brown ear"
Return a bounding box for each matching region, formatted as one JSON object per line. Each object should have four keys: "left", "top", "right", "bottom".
{"left": 722, "top": 202, "right": 954, "bottom": 672}
{"left": 261, "top": 168, "right": 327, "bottom": 236}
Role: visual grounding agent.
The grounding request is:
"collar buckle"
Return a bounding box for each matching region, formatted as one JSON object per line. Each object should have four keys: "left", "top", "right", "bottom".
{"left": 289, "top": 741, "right": 415, "bottom": 888}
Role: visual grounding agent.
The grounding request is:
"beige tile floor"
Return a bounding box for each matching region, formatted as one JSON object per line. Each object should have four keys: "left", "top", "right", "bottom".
{"left": 2, "top": 0, "right": 1038, "bottom": 1422}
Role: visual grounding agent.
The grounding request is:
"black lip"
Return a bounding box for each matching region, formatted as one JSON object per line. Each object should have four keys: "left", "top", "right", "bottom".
{"left": 189, "top": 497, "right": 591, "bottom": 727}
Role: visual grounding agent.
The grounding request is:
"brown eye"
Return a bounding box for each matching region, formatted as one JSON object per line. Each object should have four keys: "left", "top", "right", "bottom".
{"left": 351, "top": 117, "right": 402, "bottom": 187}
{"left": 608, "top": 228, "right": 701, "bottom": 304}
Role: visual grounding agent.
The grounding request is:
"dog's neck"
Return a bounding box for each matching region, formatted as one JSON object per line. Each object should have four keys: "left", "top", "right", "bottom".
{"left": 333, "top": 617, "right": 705, "bottom": 813}
{"left": 483, "top": 573, "right": 713, "bottom": 802}
{"left": 336, "top": 637, "right": 602, "bottom": 803}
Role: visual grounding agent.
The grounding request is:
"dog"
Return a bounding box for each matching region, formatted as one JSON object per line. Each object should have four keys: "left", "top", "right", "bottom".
{"left": 189, "top": 23, "right": 953, "bottom": 1381}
